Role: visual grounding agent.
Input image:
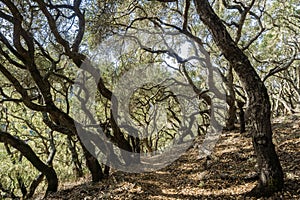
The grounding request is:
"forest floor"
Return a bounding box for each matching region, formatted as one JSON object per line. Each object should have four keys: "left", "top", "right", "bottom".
{"left": 42, "top": 114, "right": 300, "bottom": 200}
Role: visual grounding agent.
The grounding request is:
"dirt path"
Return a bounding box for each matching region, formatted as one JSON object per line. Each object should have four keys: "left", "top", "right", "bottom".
{"left": 43, "top": 114, "right": 300, "bottom": 200}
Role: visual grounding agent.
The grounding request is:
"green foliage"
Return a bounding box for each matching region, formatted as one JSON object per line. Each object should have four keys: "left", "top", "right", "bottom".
{"left": 0, "top": 0, "right": 298, "bottom": 197}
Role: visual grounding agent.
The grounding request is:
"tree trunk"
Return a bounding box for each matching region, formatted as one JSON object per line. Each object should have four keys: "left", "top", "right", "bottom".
{"left": 193, "top": 0, "right": 284, "bottom": 197}
{"left": 67, "top": 135, "right": 84, "bottom": 178}
{"left": 79, "top": 140, "right": 104, "bottom": 182}
{"left": 225, "top": 65, "right": 237, "bottom": 131}
{"left": 45, "top": 111, "right": 104, "bottom": 182}
{"left": 237, "top": 100, "right": 246, "bottom": 133}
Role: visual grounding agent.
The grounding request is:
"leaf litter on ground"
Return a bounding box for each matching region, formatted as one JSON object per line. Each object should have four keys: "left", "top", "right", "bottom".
{"left": 39, "top": 114, "right": 300, "bottom": 200}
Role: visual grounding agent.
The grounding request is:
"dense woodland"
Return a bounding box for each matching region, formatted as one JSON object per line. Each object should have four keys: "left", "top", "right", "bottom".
{"left": 0, "top": 0, "right": 299, "bottom": 199}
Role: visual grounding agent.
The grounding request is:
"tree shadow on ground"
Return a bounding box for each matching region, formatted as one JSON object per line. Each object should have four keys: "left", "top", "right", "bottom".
{"left": 43, "top": 116, "right": 300, "bottom": 200}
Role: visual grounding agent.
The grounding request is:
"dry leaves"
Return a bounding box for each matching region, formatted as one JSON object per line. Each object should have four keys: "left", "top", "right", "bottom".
{"left": 40, "top": 114, "right": 300, "bottom": 200}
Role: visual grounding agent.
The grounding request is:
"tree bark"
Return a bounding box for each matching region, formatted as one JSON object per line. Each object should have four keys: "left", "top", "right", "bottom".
{"left": 237, "top": 100, "right": 246, "bottom": 133}
{"left": 79, "top": 139, "right": 104, "bottom": 182}
{"left": 225, "top": 65, "right": 237, "bottom": 130}
{"left": 66, "top": 135, "right": 84, "bottom": 178}
{"left": 193, "top": 0, "right": 284, "bottom": 197}
{"left": 44, "top": 111, "right": 104, "bottom": 182}
{"left": 0, "top": 131, "right": 58, "bottom": 196}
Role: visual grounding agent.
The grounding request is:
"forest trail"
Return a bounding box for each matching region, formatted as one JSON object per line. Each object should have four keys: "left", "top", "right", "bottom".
{"left": 42, "top": 114, "right": 300, "bottom": 200}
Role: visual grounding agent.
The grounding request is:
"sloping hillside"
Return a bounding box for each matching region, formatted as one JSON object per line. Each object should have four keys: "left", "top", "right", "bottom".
{"left": 41, "top": 114, "right": 300, "bottom": 200}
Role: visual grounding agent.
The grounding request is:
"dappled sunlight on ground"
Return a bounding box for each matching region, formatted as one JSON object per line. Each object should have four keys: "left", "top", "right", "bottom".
{"left": 40, "top": 114, "right": 300, "bottom": 200}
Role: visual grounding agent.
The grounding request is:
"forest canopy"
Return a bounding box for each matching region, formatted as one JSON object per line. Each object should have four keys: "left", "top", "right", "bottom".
{"left": 0, "top": 0, "right": 299, "bottom": 199}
